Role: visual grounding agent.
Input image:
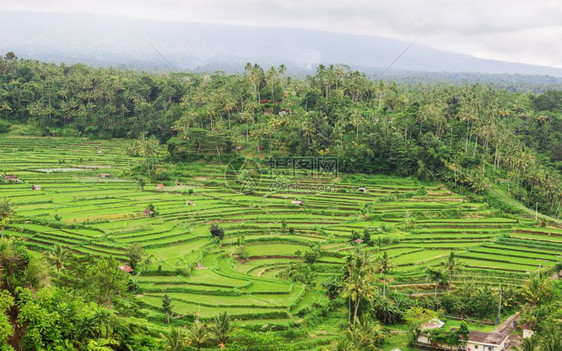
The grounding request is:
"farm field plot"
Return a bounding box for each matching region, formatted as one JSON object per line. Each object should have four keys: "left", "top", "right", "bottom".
{"left": 1, "top": 136, "right": 560, "bottom": 335}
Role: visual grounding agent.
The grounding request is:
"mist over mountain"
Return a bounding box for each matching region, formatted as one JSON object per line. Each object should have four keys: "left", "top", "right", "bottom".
{"left": 1, "top": 12, "right": 562, "bottom": 79}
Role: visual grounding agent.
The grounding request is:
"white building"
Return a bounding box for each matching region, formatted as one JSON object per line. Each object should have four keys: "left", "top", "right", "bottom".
{"left": 417, "top": 322, "right": 509, "bottom": 351}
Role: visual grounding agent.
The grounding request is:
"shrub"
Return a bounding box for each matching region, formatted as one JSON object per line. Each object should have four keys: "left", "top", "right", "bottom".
{"left": 210, "top": 224, "right": 225, "bottom": 240}
{"left": 303, "top": 250, "right": 319, "bottom": 264}
{"left": 235, "top": 246, "right": 249, "bottom": 261}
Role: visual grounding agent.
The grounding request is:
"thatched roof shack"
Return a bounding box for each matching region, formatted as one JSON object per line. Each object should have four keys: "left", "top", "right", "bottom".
{"left": 119, "top": 265, "right": 134, "bottom": 274}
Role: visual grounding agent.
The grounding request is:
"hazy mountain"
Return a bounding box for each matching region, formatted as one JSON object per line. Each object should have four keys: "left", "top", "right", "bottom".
{"left": 1, "top": 12, "right": 562, "bottom": 78}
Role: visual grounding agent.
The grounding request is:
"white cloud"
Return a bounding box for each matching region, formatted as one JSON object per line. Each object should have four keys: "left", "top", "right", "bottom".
{"left": 1, "top": 0, "right": 561, "bottom": 67}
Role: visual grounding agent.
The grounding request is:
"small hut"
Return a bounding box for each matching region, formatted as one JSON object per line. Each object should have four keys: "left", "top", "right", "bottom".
{"left": 354, "top": 238, "right": 364, "bottom": 244}
{"left": 119, "top": 265, "right": 134, "bottom": 274}
{"left": 143, "top": 208, "right": 154, "bottom": 217}
{"left": 97, "top": 150, "right": 103, "bottom": 154}
{"left": 100, "top": 173, "right": 110, "bottom": 178}
{"left": 236, "top": 146, "right": 243, "bottom": 152}
{"left": 185, "top": 201, "right": 196, "bottom": 206}
{"left": 291, "top": 200, "right": 304, "bottom": 206}
{"left": 155, "top": 184, "right": 164, "bottom": 190}
{"left": 358, "top": 187, "right": 367, "bottom": 193}
{"left": 4, "top": 175, "right": 18, "bottom": 182}
{"left": 31, "top": 185, "right": 42, "bottom": 191}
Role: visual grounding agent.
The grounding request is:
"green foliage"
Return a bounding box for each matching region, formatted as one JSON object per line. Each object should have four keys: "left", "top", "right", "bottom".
{"left": 162, "top": 294, "right": 173, "bottom": 324}
{"left": 212, "top": 311, "right": 232, "bottom": 346}
{"left": 185, "top": 319, "right": 212, "bottom": 350}
{"left": 0, "top": 238, "right": 46, "bottom": 294}
{"left": 225, "top": 330, "right": 293, "bottom": 351}
{"left": 84, "top": 257, "right": 129, "bottom": 307}
{"left": 278, "top": 263, "right": 317, "bottom": 286}
{"left": 161, "top": 327, "right": 184, "bottom": 351}
{"left": 303, "top": 248, "right": 320, "bottom": 264}
{"left": 322, "top": 276, "right": 343, "bottom": 300}
{"left": 373, "top": 296, "right": 405, "bottom": 325}
{"left": 362, "top": 228, "right": 371, "bottom": 246}
{"left": 0, "top": 199, "right": 15, "bottom": 239}
{"left": 209, "top": 224, "right": 225, "bottom": 241}
{"left": 342, "top": 249, "right": 377, "bottom": 323}
{"left": 404, "top": 307, "right": 438, "bottom": 338}
{"left": 0, "top": 290, "right": 14, "bottom": 348}
{"left": 47, "top": 244, "right": 70, "bottom": 274}
{"left": 234, "top": 246, "right": 249, "bottom": 261}
{"left": 145, "top": 203, "right": 157, "bottom": 217}
{"left": 424, "top": 322, "right": 470, "bottom": 348}
{"left": 127, "top": 243, "right": 147, "bottom": 271}
{"left": 138, "top": 177, "right": 146, "bottom": 191}
{"left": 0, "top": 120, "right": 10, "bottom": 134}
{"left": 331, "top": 315, "right": 387, "bottom": 351}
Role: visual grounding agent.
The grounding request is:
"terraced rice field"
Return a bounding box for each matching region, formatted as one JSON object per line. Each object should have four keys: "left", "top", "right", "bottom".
{"left": 1, "top": 136, "right": 560, "bottom": 348}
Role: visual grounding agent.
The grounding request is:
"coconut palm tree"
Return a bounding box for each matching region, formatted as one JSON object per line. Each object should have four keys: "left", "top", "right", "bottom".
{"left": 375, "top": 252, "right": 393, "bottom": 298}
{"left": 442, "top": 252, "right": 461, "bottom": 291}
{"left": 212, "top": 311, "right": 231, "bottom": 347}
{"left": 537, "top": 322, "right": 561, "bottom": 351}
{"left": 162, "top": 327, "right": 185, "bottom": 351}
{"left": 48, "top": 243, "right": 70, "bottom": 274}
{"left": 342, "top": 249, "right": 377, "bottom": 323}
{"left": 425, "top": 268, "right": 450, "bottom": 308}
{"left": 332, "top": 315, "right": 386, "bottom": 351}
{"left": 519, "top": 273, "right": 554, "bottom": 306}
{"left": 185, "top": 319, "right": 212, "bottom": 351}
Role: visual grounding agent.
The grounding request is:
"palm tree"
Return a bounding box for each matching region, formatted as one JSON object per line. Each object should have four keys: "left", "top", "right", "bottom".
{"left": 266, "top": 66, "right": 277, "bottom": 101}
{"left": 516, "top": 335, "right": 538, "bottom": 351}
{"left": 213, "top": 311, "right": 231, "bottom": 348}
{"left": 342, "top": 249, "right": 377, "bottom": 323}
{"left": 185, "top": 319, "right": 212, "bottom": 351}
{"left": 537, "top": 322, "right": 561, "bottom": 351}
{"left": 333, "top": 315, "right": 386, "bottom": 351}
{"left": 162, "top": 327, "right": 186, "bottom": 351}
{"left": 0, "top": 198, "right": 15, "bottom": 239}
{"left": 48, "top": 244, "right": 70, "bottom": 274}
{"left": 348, "top": 108, "right": 364, "bottom": 139}
{"left": 375, "top": 252, "right": 393, "bottom": 298}
{"left": 519, "top": 273, "right": 554, "bottom": 306}
{"left": 442, "top": 252, "right": 461, "bottom": 291}
{"left": 425, "top": 268, "right": 449, "bottom": 308}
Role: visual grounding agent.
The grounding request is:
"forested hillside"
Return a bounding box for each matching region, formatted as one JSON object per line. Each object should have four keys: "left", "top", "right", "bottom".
{"left": 0, "top": 53, "right": 561, "bottom": 218}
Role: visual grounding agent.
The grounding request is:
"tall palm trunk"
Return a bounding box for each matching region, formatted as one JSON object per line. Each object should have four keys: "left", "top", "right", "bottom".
{"left": 353, "top": 296, "right": 361, "bottom": 322}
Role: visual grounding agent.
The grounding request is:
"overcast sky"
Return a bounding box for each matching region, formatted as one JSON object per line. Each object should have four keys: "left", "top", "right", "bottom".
{"left": 2, "top": 0, "right": 561, "bottom": 68}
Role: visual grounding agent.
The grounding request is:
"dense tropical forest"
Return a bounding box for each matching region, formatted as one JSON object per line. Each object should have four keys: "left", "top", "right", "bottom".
{"left": 0, "top": 52, "right": 561, "bottom": 350}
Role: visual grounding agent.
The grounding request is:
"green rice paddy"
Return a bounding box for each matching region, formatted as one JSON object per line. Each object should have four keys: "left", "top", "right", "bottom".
{"left": 1, "top": 136, "right": 560, "bottom": 349}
